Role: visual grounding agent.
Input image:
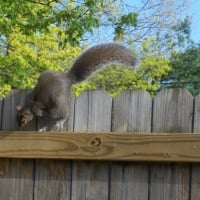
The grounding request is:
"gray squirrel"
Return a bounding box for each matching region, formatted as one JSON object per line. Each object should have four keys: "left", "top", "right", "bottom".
{"left": 16, "top": 43, "right": 137, "bottom": 131}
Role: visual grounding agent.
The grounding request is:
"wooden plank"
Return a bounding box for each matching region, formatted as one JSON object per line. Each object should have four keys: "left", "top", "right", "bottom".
{"left": 150, "top": 88, "right": 193, "bottom": 200}
{"left": 33, "top": 159, "right": 72, "bottom": 200}
{"left": 194, "top": 93, "right": 200, "bottom": 133}
{"left": 110, "top": 90, "right": 152, "bottom": 200}
{"left": 0, "top": 90, "right": 34, "bottom": 200}
{"left": 191, "top": 94, "right": 200, "bottom": 200}
{"left": 1, "top": 132, "right": 200, "bottom": 161}
{"left": 152, "top": 88, "right": 193, "bottom": 133}
{"left": 71, "top": 90, "right": 112, "bottom": 200}
{"left": 112, "top": 90, "right": 152, "bottom": 132}
{"left": 33, "top": 95, "right": 75, "bottom": 200}
{"left": 150, "top": 163, "right": 190, "bottom": 199}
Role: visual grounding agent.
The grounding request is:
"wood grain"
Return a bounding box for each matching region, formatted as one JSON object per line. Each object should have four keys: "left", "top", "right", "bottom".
{"left": 152, "top": 88, "right": 193, "bottom": 133}
{"left": 150, "top": 88, "right": 192, "bottom": 200}
{"left": 71, "top": 90, "right": 112, "bottom": 200}
{"left": 110, "top": 90, "right": 151, "bottom": 200}
{"left": 194, "top": 93, "right": 200, "bottom": 133}
{"left": 191, "top": 94, "right": 200, "bottom": 200}
{"left": 0, "top": 90, "right": 34, "bottom": 200}
{"left": 0, "top": 132, "right": 200, "bottom": 162}
{"left": 0, "top": 88, "right": 200, "bottom": 200}
{"left": 0, "top": 96, "right": 2, "bottom": 129}
{"left": 34, "top": 94, "right": 74, "bottom": 200}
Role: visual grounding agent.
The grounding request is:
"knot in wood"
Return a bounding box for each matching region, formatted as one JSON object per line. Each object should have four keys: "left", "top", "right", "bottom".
{"left": 91, "top": 137, "right": 101, "bottom": 147}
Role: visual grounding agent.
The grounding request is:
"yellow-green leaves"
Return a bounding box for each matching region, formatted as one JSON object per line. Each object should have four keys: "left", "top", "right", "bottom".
{"left": 0, "top": 26, "right": 80, "bottom": 97}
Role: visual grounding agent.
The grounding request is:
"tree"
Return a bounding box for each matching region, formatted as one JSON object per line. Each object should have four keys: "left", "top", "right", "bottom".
{"left": 72, "top": 37, "right": 172, "bottom": 97}
{"left": 87, "top": 0, "right": 189, "bottom": 46}
{"left": 0, "top": 26, "right": 81, "bottom": 96}
{"left": 162, "top": 45, "right": 200, "bottom": 95}
{"left": 0, "top": 0, "right": 190, "bottom": 97}
{"left": 0, "top": 0, "right": 138, "bottom": 96}
{"left": 0, "top": 0, "right": 137, "bottom": 46}
{"left": 160, "top": 18, "right": 200, "bottom": 95}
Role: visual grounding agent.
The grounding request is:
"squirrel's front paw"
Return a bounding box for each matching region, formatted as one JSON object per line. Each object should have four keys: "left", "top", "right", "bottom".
{"left": 35, "top": 109, "right": 43, "bottom": 117}
{"left": 32, "top": 106, "right": 43, "bottom": 117}
{"left": 38, "top": 127, "right": 47, "bottom": 132}
{"left": 50, "top": 119, "right": 66, "bottom": 131}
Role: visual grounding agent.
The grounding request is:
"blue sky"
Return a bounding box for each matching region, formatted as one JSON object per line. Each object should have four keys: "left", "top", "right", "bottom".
{"left": 190, "top": 0, "right": 200, "bottom": 43}
{"left": 124, "top": 0, "right": 200, "bottom": 44}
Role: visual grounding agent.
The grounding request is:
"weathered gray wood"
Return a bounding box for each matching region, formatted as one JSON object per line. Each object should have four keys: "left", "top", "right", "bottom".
{"left": 2, "top": 89, "right": 36, "bottom": 131}
{"left": 0, "top": 96, "right": 2, "bottom": 130}
{"left": 110, "top": 90, "right": 152, "bottom": 200}
{"left": 0, "top": 88, "right": 200, "bottom": 200}
{"left": 194, "top": 93, "right": 200, "bottom": 133}
{"left": 150, "top": 88, "right": 193, "bottom": 200}
{"left": 34, "top": 95, "right": 75, "bottom": 199}
{"left": 152, "top": 88, "right": 193, "bottom": 133}
{"left": 0, "top": 159, "right": 34, "bottom": 200}
{"left": 0, "top": 90, "right": 34, "bottom": 200}
{"left": 191, "top": 94, "right": 200, "bottom": 200}
{"left": 71, "top": 90, "right": 112, "bottom": 200}
{"left": 150, "top": 163, "right": 190, "bottom": 199}
{"left": 73, "top": 90, "right": 112, "bottom": 132}
{"left": 33, "top": 160, "right": 72, "bottom": 200}
{"left": 112, "top": 89, "right": 152, "bottom": 132}
{"left": 65, "top": 94, "right": 75, "bottom": 131}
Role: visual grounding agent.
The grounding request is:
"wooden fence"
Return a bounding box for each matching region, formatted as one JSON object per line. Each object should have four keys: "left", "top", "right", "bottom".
{"left": 0, "top": 88, "right": 200, "bottom": 200}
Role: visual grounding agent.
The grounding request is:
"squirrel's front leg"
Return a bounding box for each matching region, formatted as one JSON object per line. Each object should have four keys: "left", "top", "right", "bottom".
{"left": 38, "top": 118, "right": 68, "bottom": 132}
{"left": 48, "top": 102, "right": 69, "bottom": 131}
{"left": 31, "top": 103, "right": 44, "bottom": 117}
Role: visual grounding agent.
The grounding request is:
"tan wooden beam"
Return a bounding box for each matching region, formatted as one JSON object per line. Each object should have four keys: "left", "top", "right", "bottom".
{"left": 0, "top": 131, "right": 199, "bottom": 162}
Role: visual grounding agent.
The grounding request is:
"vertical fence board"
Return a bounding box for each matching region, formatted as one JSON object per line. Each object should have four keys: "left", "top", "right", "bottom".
{"left": 152, "top": 88, "right": 193, "bottom": 133}
{"left": 33, "top": 95, "right": 75, "bottom": 200}
{"left": 194, "top": 94, "right": 200, "bottom": 133}
{"left": 0, "top": 97, "right": 3, "bottom": 130}
{"left": 150, "top": 88, "right": 193, "bottom": 200}
{"left": 34, "top": 160, "right": 72, "bottom": 200}
{"left": 191, "top": 94, "right": 200, "bottom": 200}
{"left": 110, "top": 90, "right": 152, "bottom": 200}
{"left": 71, "top": 90, "right": 112, "bottom": 200}
{"left": 0, "top": 90, "right": 34, "bottom": 200}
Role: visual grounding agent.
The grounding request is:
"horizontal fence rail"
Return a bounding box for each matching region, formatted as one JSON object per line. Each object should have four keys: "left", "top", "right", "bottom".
{"left": 0, "top": 132, "right": 200, "bottom": 162}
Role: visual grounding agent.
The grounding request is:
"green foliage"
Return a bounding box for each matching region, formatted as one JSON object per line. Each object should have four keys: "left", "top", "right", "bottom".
{"left": 0, "top": 0, "right": 102, "bottom": 45}
{"left": 73, "top": 38, "right": 172, "bottom": 97}
{"left": 0, "top": 0, "right": 137, "bottom": 46}
{"left": 163, "top": 45, "right": 200, "bottom": 95}
{"left": 2, "top": 0, "right": 188, "bottom": 97}
{"left": 160, "top": 18, "right": 200, "bottom": 95}
{"left": 114, "top": 12, "right": 137, "bottom": 40}
{"left": 0, "top": 26, "right": 80, "bottom": 96}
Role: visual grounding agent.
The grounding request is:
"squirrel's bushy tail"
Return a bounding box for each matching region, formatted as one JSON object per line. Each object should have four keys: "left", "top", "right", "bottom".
{"left": 67, "top": 43, "right": 137, "bottom": 83}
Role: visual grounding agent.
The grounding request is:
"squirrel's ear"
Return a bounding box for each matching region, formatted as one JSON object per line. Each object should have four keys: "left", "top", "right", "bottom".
{"left": 16, "top": 105, "right": 23, "bottom": 111}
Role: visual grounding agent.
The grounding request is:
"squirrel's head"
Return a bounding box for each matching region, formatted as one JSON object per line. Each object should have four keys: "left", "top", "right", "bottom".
{"left": 16, "top": 105, "right": 33, "bottom": 127}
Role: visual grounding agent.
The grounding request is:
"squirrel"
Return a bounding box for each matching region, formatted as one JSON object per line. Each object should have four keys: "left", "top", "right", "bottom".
{"left": 16, "top": 43, "right": 137, "bottom": 131}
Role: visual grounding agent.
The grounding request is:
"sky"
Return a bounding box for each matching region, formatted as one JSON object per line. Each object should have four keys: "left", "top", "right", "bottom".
{"left": 189, "top": 0, "right": 200, "bottom": 43}
{"left": 124, "top": 0, "right": 200, "bottom": 44}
